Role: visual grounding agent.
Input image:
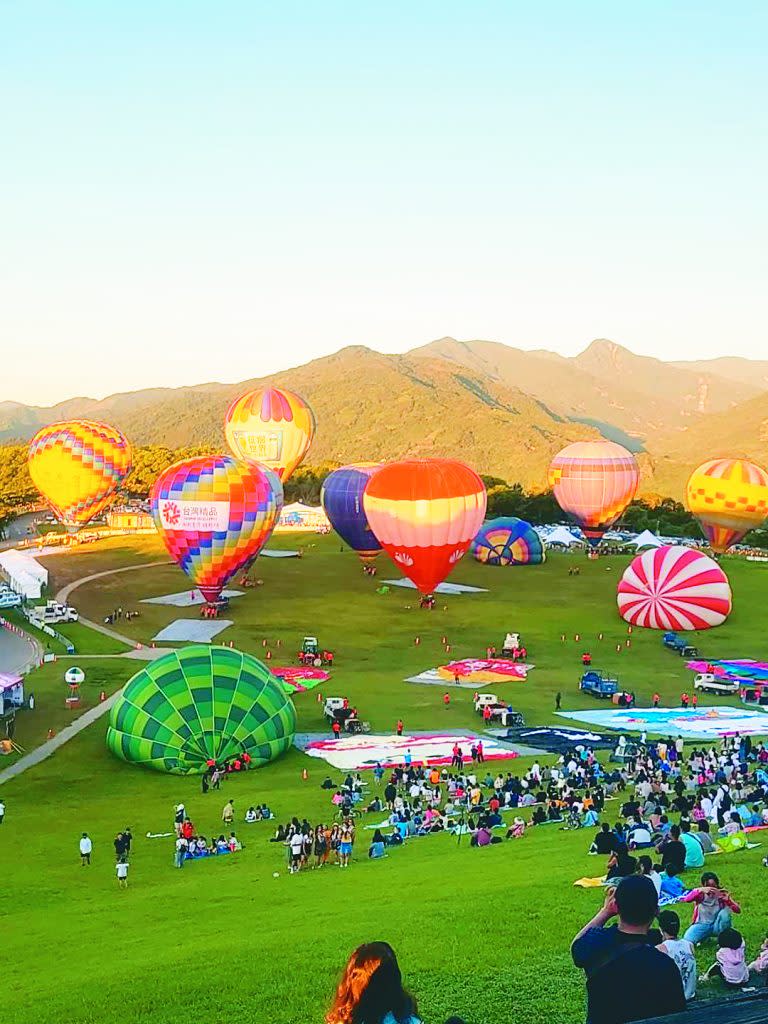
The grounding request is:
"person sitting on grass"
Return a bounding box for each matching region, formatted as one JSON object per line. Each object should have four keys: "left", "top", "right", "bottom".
{"left": 369, "top": 830, "right": 387, "bottom": 860}
{"left": 636, "top": 855, "right": 661, "bottom": 896}
{"left": 680, "top": 871, "right": 741, "bottom": 944}
{"left": 694, "top": 819, "right": 716, "bottom": 854}
{"left": 245, "top": 806, "right": 258, "bottom": 823}
{"left": 571, "top": 876, "right": 686, "bottom": 1024}
{"left": 679, "top": 819, "right": 705, "bottom": 869}
{"left": 591, "top": 822, "right": 618, "bottom": 855}
{"left": 747, "top": 932, "right": 768, "bottom": 979}
{"left": 657, "top": 909, "right": 697, "bottom": 1001}
{"left": 659, "top": 864, "right": 687, "bottom": 901}
{"left": 606, "top": 846, "right": 637, "bottom": 882}
{"left": 327, "top": 943, "right": 422, "bottom": 1024}
{"left": 701, "top": 928, "right": 750, "bottom": 988}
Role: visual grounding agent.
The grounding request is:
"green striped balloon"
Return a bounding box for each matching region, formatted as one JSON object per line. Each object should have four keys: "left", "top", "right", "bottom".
{"left": 106, "top": 646, "right": 296, "bottom": 774}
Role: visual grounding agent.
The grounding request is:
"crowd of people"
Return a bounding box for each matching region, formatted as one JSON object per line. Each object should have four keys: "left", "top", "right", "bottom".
{"left": 269, "top": 816, "right": 357, "bottom": 872}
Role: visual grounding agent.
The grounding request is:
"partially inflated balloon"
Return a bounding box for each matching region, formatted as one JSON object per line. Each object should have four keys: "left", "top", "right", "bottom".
{"left": 28, "top": 419, "right": 132, "bottom": 529}
{"left": 224, "top": 386, "right": 315, "bottom": 482}
{"left": 321, "top": 464, "right": 382, "bottom": 561}
{"left": 363, "top": 459, "right": 487, "bottom": 595}
{"left": 686, "top": 458, "right": 768, "bottom": 553}
{"left": 547, "top": 440, "right": 639, "bottom": 546}
{"left": 471, "top": 517, "right": 545, "bottom": 566}
{"left": 151, "top": 456, "right": 283, "bottom": 603}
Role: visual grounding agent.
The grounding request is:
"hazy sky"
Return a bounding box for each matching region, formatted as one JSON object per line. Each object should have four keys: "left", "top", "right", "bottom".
{"left": 2, "top": 1, "right": 766, "bottom": 405}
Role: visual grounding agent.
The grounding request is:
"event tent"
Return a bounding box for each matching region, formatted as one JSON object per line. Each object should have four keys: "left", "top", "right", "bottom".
{"left": 0, "top": 549, "right": 48, "bottom": 600}
{"left": 544, "top": 526, "right": 582, "bottom": 547}
{"left": 633, "top": 529, "right": 663, "bottom": 549}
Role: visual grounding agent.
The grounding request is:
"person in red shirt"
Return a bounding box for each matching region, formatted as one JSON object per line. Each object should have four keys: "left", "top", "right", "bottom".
{"left": 489, "top": 793, "right": 500, "bottom": 813}
{"left": 477, "top": 740, "right": 484, "bottom": 763}
{"left": 332, "top": 719, "right": 341, "bottom": 739}
{"left": 443, "top": 692, "right": 450, "bottom": 708}
{"left": 483, "top": 705, "right": 491, "bottom": 723}
{"left": 396, "top": 719, "right": 403, "bottom": 736}
{"left": 681, "top": 693, "right": 689, "bottom": 709}
{"left": 692, "top": 693, "right": 698, "bottom": 709}
{"left": 653, "top": 693, "right": 660, "bottom": 708}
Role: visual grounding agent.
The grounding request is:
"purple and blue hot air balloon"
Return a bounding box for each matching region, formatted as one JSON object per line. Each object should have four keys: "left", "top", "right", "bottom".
{"left": 471, "top": 517, "right": 545, "bottom": 566}
{"left": 321, "top": 464, "right": 382, "bottom": 562}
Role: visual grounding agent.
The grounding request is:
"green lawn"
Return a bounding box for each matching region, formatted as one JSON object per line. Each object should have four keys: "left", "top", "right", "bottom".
{"left": 2, "top": 536, "right": 768, "bottom": 1024}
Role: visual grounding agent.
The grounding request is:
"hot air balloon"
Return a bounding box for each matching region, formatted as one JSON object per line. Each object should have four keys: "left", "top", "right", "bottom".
{"left": 471, "top": 517, "right": 545, "bottom": 566}
{"left": 320, "top": 464, "right": 382, "bottom": 561}
{"left": 362, "top": 459, "right": 487, "bottom": 596}
{"left": 151, "top": 455, "right": 283, "bottom": 603}
{"left": 547, "top": 440, "right": 639, "bottom": 546}
{"left": 617, "top": 545, "right": 732, "bottom": 630}
{"left": 224, "top": 386, "right": 315, "bottom": 482}
{"left": 106, "top": 646, "right": 296, "bottom": 774}
{"left": 686, "top": 458, "right": 768, "bottom": 553}
{"left": 28, "top": 419, "right": 132, "bottom": 530}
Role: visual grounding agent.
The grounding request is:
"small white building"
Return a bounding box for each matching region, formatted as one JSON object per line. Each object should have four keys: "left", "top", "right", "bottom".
{"left": 0, "top": 549, "right": 49, "bottom": 600}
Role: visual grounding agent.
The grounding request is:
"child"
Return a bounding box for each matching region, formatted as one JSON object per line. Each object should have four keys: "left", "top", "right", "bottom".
{"left": 659, "top": 864, "right": 687, "bottom": 901}
{"left": 703, "top": 928, "right": 749, "bottom": 987}
{"left": 747, "top": 934, "right": 768, "bottom": 978}
{"left": 657, "top": 910, "right": 697, "bottom": 1000}
{"left": 116, "top": 859, "right": 129, "bottom": 889}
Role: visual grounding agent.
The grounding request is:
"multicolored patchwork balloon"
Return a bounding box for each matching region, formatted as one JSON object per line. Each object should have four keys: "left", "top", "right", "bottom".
{"left": 151, "top": 455, "right": 283, "bottom": 603}
{"left": 471, "top": 517, "right": 545, "bottom": 566}
{"left": 224, "top": 386, "right": 315, "bottom": 481}
{"left": 686, "top": 458, "right": 768, "bottom": 553}
{"left": 362, "top": 458, "right": 487, "bottom": 595}
{"left": 106, "top": 646, "right": 296, "bottom": 774}
{"left": 320, "top": 463, "right": 382, "bottom": 561}
{"left": 617, "top": 545, "right": 732, "bottom": 630}
{"left": 548, "top": 440, "right": 639, "bottom": 546}
{"left": 28, "top": 419, "right": 132, "bottom": 529}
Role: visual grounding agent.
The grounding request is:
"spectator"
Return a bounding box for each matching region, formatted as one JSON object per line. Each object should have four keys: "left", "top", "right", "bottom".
{"left": 679, "top": 820, "right": 705, "bottom": 869}
{"left": 702, "top": 928, "right": 750, "bottom": 988}
{"left": 326, "top": 942, "right": 421, "bottom": 1024}
{"left": 657, "top": 910, "right": 696, "bottom": 1001}
{"left": 79, "top": 832, "right": 92, "bottom": 865}
{"left": 681, "top": 872, "right": 741, "bottom": 944}
{"left": 571, "top": 876, "right": 686, "bottom": 1024}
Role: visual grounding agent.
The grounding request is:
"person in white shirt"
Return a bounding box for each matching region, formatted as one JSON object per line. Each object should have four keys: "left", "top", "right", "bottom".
{"left": 116, "top": 860, "right": 129, "bottom": 888}
{"left": 288, "top": 831, "right": 304, "bottom": 873}
{"left": 79, "top": 832, "right": 92, "bottom": 865}
{"left": 0, "top": 799, "right": 5, "bottom": 825}
{"left": 174, "top": 836, "right": 188, "bottom": 868}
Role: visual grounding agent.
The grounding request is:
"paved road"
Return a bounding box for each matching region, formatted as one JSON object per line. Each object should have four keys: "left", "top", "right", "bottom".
{"left": 0, "top": 626, "right": 41, "bottom": 675}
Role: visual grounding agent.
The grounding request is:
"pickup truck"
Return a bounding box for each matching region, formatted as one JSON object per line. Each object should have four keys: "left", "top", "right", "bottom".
{"left": 693, "top": 673, "right": 739, "bottom": 695}
{"left": 474, "top": 693, "right": 524, "bottom": 727}
{"left": 662, "top": 631, "right": 699, "bottom": 657}
{"left": 580, "top": 670, "right": 619, "bottom": 698}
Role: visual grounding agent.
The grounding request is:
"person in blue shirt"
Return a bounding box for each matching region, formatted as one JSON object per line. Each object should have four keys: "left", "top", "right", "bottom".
{"left": 327, "top": 942, "right": 421, "bottom": 1024}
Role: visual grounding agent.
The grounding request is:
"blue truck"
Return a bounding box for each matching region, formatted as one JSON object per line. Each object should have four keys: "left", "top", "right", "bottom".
{"left": 662, "top": 631, "right": 698, "bottom": 657}
{"left": 579, "top": 670, "right": 619, "bottom": 698}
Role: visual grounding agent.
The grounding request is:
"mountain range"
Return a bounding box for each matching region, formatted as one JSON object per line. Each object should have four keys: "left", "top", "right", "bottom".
{"left": 3, "top": 338, "right": 768, "bottom": 499}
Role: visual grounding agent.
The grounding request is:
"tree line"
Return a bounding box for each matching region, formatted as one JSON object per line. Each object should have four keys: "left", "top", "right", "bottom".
{"left": 2, "top": 443, "right": 766, "bottom": 546}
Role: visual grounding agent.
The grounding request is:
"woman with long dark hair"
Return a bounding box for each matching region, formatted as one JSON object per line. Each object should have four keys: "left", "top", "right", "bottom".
{"left": 326, "top": 942, "right": 420, "bottom": 1024}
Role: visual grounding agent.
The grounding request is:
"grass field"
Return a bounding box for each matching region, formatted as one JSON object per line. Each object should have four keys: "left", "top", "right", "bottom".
{"left": 3, "top": 535, "right": 768, "bottom": 1024}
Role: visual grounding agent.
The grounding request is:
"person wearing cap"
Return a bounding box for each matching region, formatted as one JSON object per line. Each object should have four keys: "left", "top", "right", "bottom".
{"left": 571, "top": 875, "right": 686, "bottom": 1023}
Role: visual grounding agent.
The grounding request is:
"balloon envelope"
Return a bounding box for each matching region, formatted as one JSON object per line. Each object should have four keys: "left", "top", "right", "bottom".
{"left": 28, "top": 419, "right": 132, "bottom": 529}
{"left": 106, "top": 646, "right": 296, "bottom": 774}
{"left": 362, "top": 458, "right": 487, "bottom": 595}
{"left": 547, "top": 440, "right": 639, "bottom": 546}
{"left": 686, "top": 458, "right": 768, "bottom": 553}
{"left": 321, "top": 464, "right": 382, "bottom": 560}
{"left": 617, "top": 545, "right": 732, "bottom": 630}
{"left": 471, "top": 517, "right": 545, "bottom": 565}
{"left": 224, "top": 386, "right": 315, "bottom": 482}
{"left": 150, "top": 455, "right": 283, "bottom": 602}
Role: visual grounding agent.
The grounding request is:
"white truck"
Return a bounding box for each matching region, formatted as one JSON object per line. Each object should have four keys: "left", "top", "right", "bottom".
{"left": 28, "top": 600, "right": 79, "bottom": 626}
{"left": 693, "top": 673, "right": 739, "bottom": 695}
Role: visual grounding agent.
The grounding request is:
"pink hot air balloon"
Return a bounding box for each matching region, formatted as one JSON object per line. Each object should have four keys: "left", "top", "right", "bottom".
{"left": 617, "top": 545, "right": 732, "bottom": 630}
{"left": 548, "top": 440, "right": 639, "bottom": 546}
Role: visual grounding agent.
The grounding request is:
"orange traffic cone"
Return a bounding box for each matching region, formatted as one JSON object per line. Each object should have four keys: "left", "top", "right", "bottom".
{"left": 266, "top": 650, "right": 272, "bottom": 660}
{"left": 414, "top": 636, "right": 421, "bottom": 646}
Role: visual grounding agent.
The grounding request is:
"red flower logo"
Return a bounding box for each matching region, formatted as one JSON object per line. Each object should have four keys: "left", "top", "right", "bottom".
{"left": 162, "top": 501, "right": 181, "bottom": 526}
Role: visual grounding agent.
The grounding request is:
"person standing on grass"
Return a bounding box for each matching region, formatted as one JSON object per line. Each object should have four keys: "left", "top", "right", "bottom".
{"left": 174, "top": 836, "right": 188, "bottom": 868}
{"left": 443, "top": 692, "right": 450, "bottom": 709}
{"left": 571, "top": 876, "right": 685, "bottom": 1024}
{"left": 339, "top": 818, "right": 355, "bottom": 868}
{"left": 0, "top": 798, "right": 5, "bottom": 825}
{"left": 79, "top": 833, "right": 92, "bottom": 865}
{"left": 396, "top": 719, "right": 403, "bottom": 737}
{"left": 222, "top": 799, "right": 234, "bottom": 826}
{"left": 555, "top": 692, "right": 562, "bottom": 710}
{"left": 116, "top": 858, "right": 129, "bottom": 889}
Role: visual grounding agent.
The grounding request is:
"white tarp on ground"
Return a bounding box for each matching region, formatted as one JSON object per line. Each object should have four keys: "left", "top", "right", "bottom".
{"left": 261, "top": 550, "right": 301, "bottom": 558}
{"left": 633, "top": 529, "right": 663, "bottom": 549}
{"left": 152, "top": 619, "right": 233, "bottom": 642}
{"left": 0, "top": 548, "right": 48, "bottom": 599}
{"left": 141, "top": 589, "right": 244, "bottom": 608}
{"left": 381, "top": 579, "right": 488, "bottom": 595}
{"left": 543, "top": 526, "right": 583, "bottom": 547}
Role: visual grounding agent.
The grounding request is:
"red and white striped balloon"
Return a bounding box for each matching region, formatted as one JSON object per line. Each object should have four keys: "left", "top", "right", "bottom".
{"left": 617, "top": 545, "right": 732, "bottom": 630}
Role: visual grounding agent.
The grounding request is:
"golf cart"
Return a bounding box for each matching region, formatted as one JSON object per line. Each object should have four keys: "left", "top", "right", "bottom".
{"left": 323, "top": 697, "right": 370, "bottom": 734}
{"left": 662, "top": 631, "right": 699, "bottom": 657}
{"left": 474, "top": 693, "right": 524, "bottom": 727}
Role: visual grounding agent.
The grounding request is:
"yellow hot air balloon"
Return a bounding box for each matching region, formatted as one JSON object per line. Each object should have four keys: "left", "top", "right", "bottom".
{"left": 224, "top": 386, "right": 315, "bottom": 482}
{"left": 28, "top": 420, "right": 133, "bottom": 529}
{"left": 686, "top": 458, "right": 768, "bottom": 552}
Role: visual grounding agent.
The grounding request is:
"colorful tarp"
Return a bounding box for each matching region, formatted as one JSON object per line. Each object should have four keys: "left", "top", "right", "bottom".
{"left": 271, "top": 666, "right": 329, "bottom": 693}
{"left": 437, "top": 659, "right": 530, "bottom": 683}
{"left": 557, "top": 705, "right": 768, "bottom": 739}
{"left": 686, "top": 659, "right": 768, "bottom": 683}
{"left": 297, "top": 731, "right": 519, "bottom": 771}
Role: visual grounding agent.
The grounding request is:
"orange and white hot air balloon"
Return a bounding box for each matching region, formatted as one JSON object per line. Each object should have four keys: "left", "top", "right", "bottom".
{"left": 362, "top": 459, "right": 487, "bottom": 596}
{"left": 224, "top": 386, "right": 315, "bottom": 482}
{"left": 547, "top": 440, "right": 639, "bottom": 546}
{"left": 28, "top": 419, "right": 132, "bottom": 530}
{"left": 686, "top": 458, "right": 768, "bottom": 553}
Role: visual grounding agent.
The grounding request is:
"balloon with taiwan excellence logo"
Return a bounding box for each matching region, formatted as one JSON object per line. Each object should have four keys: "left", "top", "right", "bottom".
{"left": 320, "top": 463, "right": 382, "bottom": 561}
{"left": 28, "top": 419, "right": 133, "bottom": 530}
{"left": 362, "top": 459, "right": 487, "bottom": 595}
{"left": 686, "top": 457, "right": 768, "bottom": 553}
{"left": 224, "top": 386, "right": 316, "bottom": 482}
{"left": 151, "top": 456, "right": 283, "bottom": 603}
{"left": 617, "top": 544, "right": 732, "bottom": 630}
{"left": 547, "top": 440, "right": 639, "bottom": 547}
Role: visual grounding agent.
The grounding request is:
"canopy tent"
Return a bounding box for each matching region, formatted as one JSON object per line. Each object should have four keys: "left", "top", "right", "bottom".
{"left": 0, "top": 549, "right": 48, "bottom": 599}
{"left": 633, "top": 529, "right": 663, "bottom": 549}
{"left": 544, "top": 526, "right": 583, "bottom": 547}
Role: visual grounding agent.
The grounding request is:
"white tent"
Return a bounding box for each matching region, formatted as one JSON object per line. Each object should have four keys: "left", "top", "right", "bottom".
{"left": 0, "top": 549, "right": 48, "bottom": 599}
{"left": 633, "top": 529, "right": 663, "bottom": 549}
{"left": 545, "top": 526, "right": 582, "bottom": 547}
